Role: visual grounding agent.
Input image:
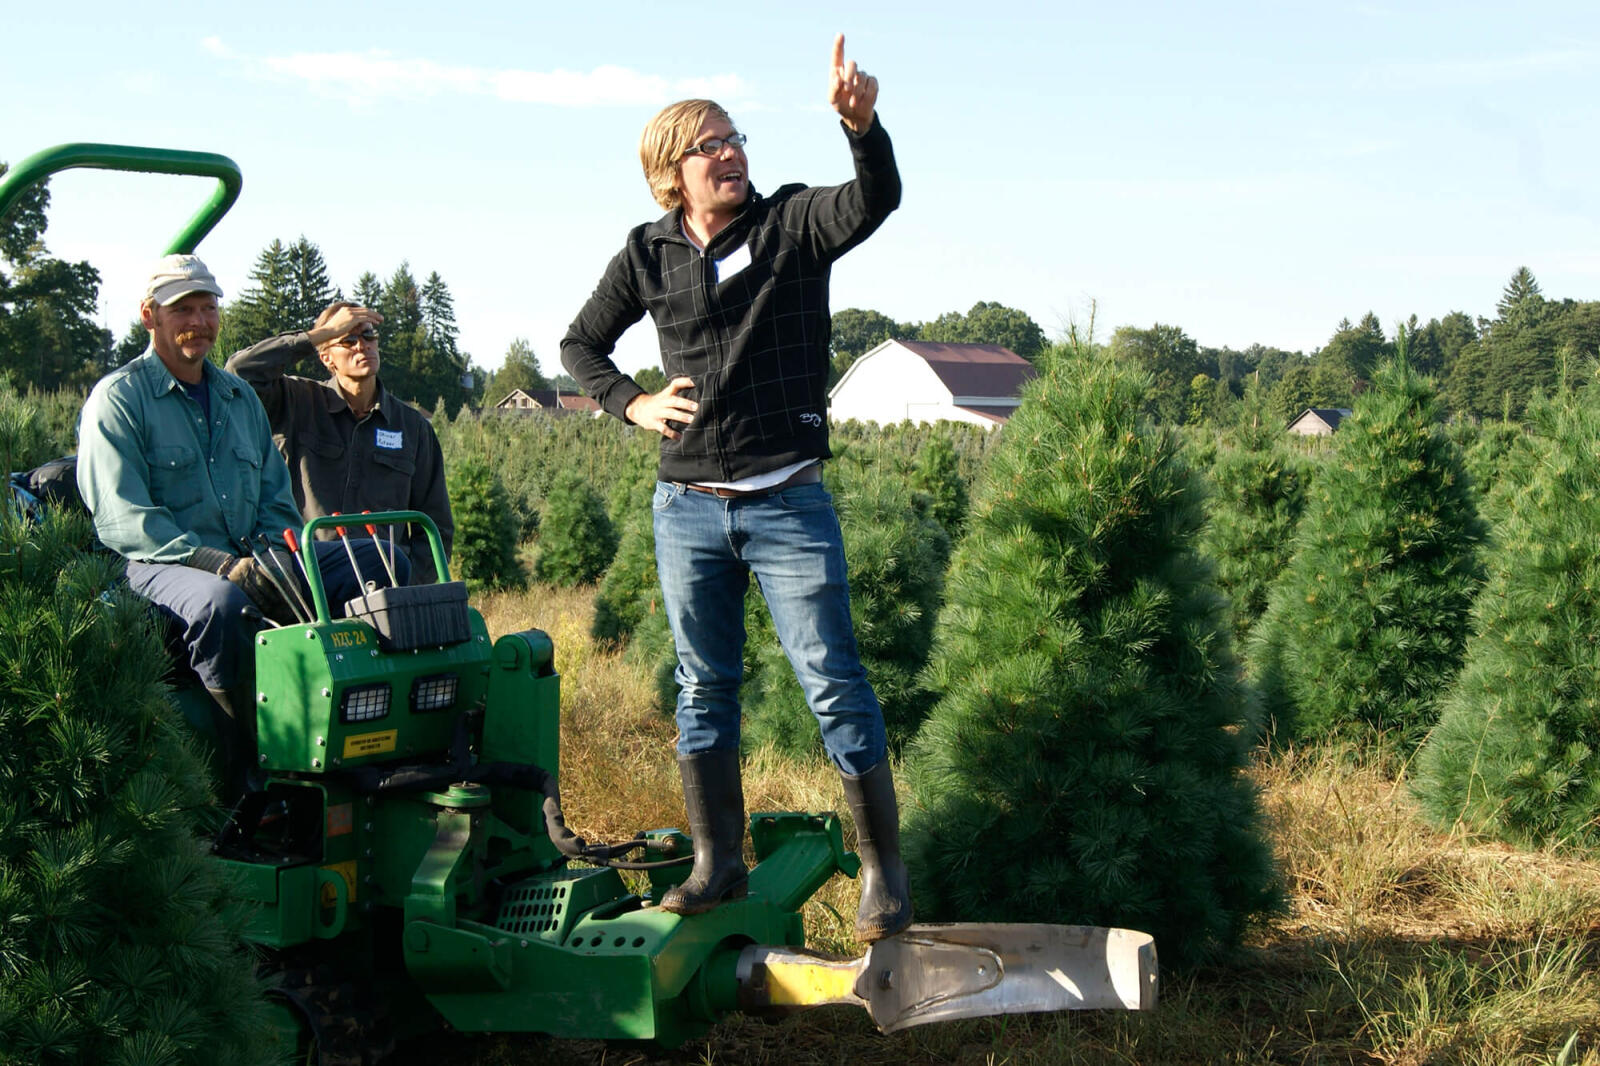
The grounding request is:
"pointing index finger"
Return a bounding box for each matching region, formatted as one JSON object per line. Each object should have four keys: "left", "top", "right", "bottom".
{"left": 832, "top": 33, "right": 845, "bottom": 74}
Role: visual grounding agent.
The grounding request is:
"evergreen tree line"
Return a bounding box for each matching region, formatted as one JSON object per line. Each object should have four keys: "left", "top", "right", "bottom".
{"left": 1187, "top": 339, "right": 1600, "bottom": 858}
{"left": 1118, "top": 267, "right": 1600, "bottom": 426}
{"left": 0, "top": 174, "right": 482, "bottom": 413}
{"left": 832, "top": 267, "right": 1597, "bottom": 428}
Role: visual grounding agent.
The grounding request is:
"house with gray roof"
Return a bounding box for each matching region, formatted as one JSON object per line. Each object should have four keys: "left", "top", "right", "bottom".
{"left": 1287, "top": 407, "right": 1354, "bottom": 436}
{"left": 828, "top": 340, "right": 1037, "bottom": 428}
{"left": 494, "top": 388, "right": 600, "bottom": 416}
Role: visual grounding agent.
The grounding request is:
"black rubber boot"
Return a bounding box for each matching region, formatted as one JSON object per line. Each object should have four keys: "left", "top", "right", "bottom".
{"left": 841, "top": 760, "right": 913, "bottom": 942}
{"left": 660, "top": 749, "right": 749, "bottom": 915}
{"left": 205, "top": 684, "right": 260, "bottom": 804}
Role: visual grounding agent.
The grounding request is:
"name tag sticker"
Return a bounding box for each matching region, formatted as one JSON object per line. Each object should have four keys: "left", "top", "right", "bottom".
{"left": 375, "top": 428, "right": 403, "bottom": 450}
{"left": 716, "top": 243, "right": 752, "bottom": 283}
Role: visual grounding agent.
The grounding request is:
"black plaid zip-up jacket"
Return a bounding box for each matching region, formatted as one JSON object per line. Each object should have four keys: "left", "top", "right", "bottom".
{"left": 560, "top": 117, "right": 901, "bottom": 484}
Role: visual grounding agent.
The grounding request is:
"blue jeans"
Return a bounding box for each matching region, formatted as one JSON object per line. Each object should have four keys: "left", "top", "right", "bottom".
{"left": 129, "top": 539, "right": 405, "bottom": 690}
{"left": 652, "top": 480, "right": 886, "bottom": 775}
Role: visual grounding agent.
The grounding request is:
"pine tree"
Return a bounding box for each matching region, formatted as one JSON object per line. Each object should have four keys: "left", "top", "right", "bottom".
{"left": 741, "top": 457, "right": 950, "bottom": 757}
{"left": 1249, "top": 343, "right": 1486, "bottom": 746}
{"left": 533, "top": 469, "right": 618, "bottom": 587}
{"left": 591, "top": 446, "right": 662, "bottom": 646}
{"left": 1453, "top": 416, "right": 1526, "bottom": 500}
{"left": 372, "top": 263, "right": 428, "bottom": 405}
{"left": 215, "top": 237, "right": 333, "bottom": 364}
{"left": 446, "top": 453, "right": 525, "bottom": 590}
{"left": 1495, "top": 266, "right": 1546, "bottom": 334}
{"left": 1199, "top": 378, "right": 1311, "bottom": 647}
{"left": 417, "top": 271, "right": 469, "bottom": 414}
{"left": 419, "top": 271, "right": 460, "bottom": 367}
{"left": 1412, "top": 383, "right": 1600, "bottom": 847}
{"left": 378, "top": 263, "right": 423, "bottom": 343}
{"left": 221, "top": 239, "right": 294, "bottom": 351}
{"left": 112, "top": 318, "right": 147, "bottom": 366}
{"left": 902, "top": 342, "right": 1279, "bottom": 967}
{"left": 0, "top": 510, "right": 277, "bottom": 1066}
{"left": 1315, "top": 312, "right": 1389, "bottom": 396}
{"left": 909, "top": 434, "right": 969, "bottom": 541}
{"left": 352, "top": 272, "right": 383, "bottom": 311}
{"left": 283, "top": 235, "right": 336, "bottom": 330}
{"left": 591, "top": 503, "right": 658, "bottom": 648}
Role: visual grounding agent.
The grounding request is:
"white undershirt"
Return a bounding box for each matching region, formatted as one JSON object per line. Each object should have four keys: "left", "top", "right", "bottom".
{"left": 693, "top": 458, "right": 817, "bottom": 492}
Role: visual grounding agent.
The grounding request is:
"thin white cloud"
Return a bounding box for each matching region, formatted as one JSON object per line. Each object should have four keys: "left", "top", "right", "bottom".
{"left": 1365, "top": 45, "right": 1599, "bottom": 89}
{"left": 203, "top": 38, "right": 749, "bottom": 109}
{"left": 1322, "top": 138, "right": 1400, "bottom": 160}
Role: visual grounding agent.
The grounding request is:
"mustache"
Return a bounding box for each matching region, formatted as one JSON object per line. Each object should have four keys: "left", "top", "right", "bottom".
{"left": 174, "top": 329, "right": 215, "bottom": 345}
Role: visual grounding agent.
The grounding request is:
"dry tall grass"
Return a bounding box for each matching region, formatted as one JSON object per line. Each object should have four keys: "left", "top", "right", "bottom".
{"left": 394, "top": 585, "right": 1600, "bottom": 1066}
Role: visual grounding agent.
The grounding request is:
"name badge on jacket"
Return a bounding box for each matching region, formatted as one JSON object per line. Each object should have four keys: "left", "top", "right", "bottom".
{"left": 376, "top": 428, "right": 403, "bottom": 450}
{"left": 715, "top": 242, "right": 752, "bottom": 283}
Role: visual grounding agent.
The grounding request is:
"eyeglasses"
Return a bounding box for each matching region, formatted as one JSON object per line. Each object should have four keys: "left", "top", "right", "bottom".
{"left": 682, "top": 132, "right": 748, "bottom": 158}
{"left": 333, "top": 328, "right": 378, "bottom": 347}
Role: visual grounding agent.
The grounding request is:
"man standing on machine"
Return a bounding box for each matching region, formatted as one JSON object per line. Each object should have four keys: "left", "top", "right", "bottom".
{"left": 560, "top": 36, "right": 911, "bottom": 941}
{"left": 226, "top": 301, "right": 453, "bottom": 584}
{"left": 77, "top": 255, "right": 399, "bottom": 800}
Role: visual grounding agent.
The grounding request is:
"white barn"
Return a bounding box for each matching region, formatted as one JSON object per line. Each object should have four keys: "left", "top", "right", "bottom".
{"left": 829, "top": 340, "right": 1037, "bottom": 428}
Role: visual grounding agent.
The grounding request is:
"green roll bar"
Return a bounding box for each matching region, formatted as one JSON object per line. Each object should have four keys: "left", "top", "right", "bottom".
{"left": 298, "top": 511, "right": 452, "bottom": 622}
{"left": 0, "top": 142, "right": 242, "bottom": 254}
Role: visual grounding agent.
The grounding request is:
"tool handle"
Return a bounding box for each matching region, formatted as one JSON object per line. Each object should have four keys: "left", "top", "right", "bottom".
{"left": 301, "top": 510, "right": 447, "bottom": 589}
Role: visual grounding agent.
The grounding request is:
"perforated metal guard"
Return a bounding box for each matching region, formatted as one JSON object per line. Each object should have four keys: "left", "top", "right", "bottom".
{"left": 494, "top": 879, "right": 571, "bottom": 938}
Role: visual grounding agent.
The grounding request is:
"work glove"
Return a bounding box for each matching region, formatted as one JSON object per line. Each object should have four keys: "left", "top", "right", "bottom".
{"left": 186, "top": 545, "right": 301, "bottom": 625}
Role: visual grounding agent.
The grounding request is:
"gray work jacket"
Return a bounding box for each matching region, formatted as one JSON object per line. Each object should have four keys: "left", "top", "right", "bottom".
{"left": 225, "top": 333, "right": 453, "bottom": 584}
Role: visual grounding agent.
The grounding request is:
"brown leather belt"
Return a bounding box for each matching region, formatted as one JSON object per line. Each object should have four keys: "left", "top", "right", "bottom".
{"left": 683, "top": 464, "right": 821, "bottom": 499}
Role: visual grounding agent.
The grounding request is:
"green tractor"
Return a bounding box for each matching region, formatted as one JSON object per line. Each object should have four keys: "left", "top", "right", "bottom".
{"left": 0, "top": 145, "right": 1158, "bottom": 1063}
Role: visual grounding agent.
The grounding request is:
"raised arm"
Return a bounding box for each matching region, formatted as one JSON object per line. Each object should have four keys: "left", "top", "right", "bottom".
{"left": 829, "top": 34, "right": 878, "bottom": 133}
{"left": 783, "top": 36, "right": 901, "bottom": 264}
{"left": 225, "top": 305, "right": 384, "bottom": 421}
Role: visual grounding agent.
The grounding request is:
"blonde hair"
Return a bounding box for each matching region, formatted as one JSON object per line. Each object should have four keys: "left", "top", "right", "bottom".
{"left": 640, "top": 99, "right": 731, "bottom": 210}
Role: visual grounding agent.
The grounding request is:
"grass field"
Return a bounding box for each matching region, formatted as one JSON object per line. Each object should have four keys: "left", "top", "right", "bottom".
{"left": 391, "top": 584, "right": 1600, "bottom": 1066}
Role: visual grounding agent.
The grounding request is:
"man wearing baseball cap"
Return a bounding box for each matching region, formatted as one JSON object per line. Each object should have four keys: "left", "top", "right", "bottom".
{"left": 76, "top": 254, "right": 397, "bottom": 800}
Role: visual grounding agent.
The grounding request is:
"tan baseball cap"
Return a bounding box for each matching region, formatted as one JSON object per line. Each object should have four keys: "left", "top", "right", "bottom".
{"left": 144, "top": 254, "right": 223, "bottom": 306}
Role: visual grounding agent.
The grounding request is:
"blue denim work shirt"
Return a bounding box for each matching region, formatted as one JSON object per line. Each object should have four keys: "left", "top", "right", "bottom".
{"left": 76, "top": 348, "right": 304, "bottom": 563}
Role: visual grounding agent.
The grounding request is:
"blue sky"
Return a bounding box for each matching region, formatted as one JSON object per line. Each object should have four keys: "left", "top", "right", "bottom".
{"left": 5, "top": 1, "right": 1597, "bottom": 377}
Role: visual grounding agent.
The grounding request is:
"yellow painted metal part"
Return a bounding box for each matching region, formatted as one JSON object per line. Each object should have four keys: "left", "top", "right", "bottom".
{"left": 760, "top": 956, "right": 859, "bottom": 1007}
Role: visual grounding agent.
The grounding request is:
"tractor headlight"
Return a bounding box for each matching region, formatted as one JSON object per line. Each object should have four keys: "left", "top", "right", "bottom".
{"left": 410, "top": 673, "right": 459, "bottom": 713}
{"left": 340, "top": 682, "right": 391, "bottom": 723}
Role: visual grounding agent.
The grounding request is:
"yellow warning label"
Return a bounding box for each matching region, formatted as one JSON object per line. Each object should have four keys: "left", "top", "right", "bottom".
{"left": 322, "top": 860, "right": 358, "bottom": 903}
{"left": 343, "top": 729, "right": 398, "bottom": 759}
